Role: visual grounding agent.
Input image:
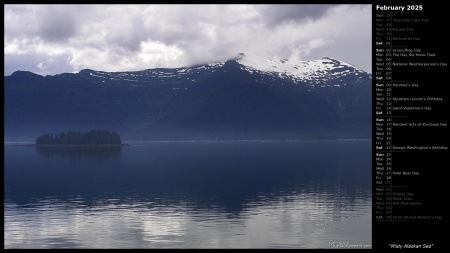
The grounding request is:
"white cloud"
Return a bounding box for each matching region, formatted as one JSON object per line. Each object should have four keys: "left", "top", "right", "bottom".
{"left": 4, "top": 4, "right": 371, "bottom": 76}
{"left": 37, "top": 62, "right": 45, "bottom": 70}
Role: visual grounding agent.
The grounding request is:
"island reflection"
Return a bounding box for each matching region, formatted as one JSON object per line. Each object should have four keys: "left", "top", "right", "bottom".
{"left": 36, "top": 146, "right": 122, "bottom": 161}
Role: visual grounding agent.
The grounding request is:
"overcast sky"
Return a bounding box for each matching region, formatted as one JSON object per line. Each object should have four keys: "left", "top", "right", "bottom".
{"left": 4, "top": 4, "right": 371, "bottom": 76}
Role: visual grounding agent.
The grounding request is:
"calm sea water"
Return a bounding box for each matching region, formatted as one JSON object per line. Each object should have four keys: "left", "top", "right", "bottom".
{"left": 4, "top": 139, "right": 372, "bottom": 249}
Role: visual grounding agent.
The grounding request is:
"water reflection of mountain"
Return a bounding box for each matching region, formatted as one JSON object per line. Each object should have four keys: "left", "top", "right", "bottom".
{"left": 6, "top": 141, "right": 371, "bottom": 217}
{"left": 5, "top": 141, "right": 373, "bottom": 249}
{"left": 35, "top": 146, "right": 122, "bottom": 161}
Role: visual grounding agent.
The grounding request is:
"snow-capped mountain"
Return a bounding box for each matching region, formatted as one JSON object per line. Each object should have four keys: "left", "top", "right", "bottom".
{"left": 236, "top": 54, "right": 369, "bottom": 87}
{"left": 72, "top": 53, "right": 370, "bottom": 90}
{"left": 4, "top": 54, "right": 371, "bottom": 140}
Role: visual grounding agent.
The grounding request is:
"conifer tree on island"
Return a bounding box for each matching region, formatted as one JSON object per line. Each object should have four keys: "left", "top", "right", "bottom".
{"left": 35, "top": 130, "right": 122, "bottom": 146}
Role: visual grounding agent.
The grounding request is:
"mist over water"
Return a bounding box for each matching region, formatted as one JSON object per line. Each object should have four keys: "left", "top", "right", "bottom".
{"left": 4, "top": 140, "right": 371, "bottom": 248}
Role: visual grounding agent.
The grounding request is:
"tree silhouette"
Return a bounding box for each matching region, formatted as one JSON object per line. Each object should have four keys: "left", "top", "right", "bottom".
{"left": 36, "top": 130, "right": 122, "bottom": 145}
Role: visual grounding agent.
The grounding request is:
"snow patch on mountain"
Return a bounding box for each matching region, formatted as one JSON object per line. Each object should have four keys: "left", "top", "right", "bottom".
{"left": 236, "top": 53, "right": 369, "bottom": 86}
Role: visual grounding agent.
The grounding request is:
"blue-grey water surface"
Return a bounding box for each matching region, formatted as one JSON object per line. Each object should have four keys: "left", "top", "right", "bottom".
{"left": 4, "top": 139, "right": 371, "bottom": 248}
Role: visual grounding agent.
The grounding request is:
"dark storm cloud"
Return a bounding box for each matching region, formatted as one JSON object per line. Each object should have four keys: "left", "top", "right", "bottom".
{"left": 105, "top": 15, "right": 148, "bottom": 52}
{"left": 257, "top": 4, "right": 336, "bottom": 27}
{"left": 37, "top": 6, "right": 79, "bottom": 42}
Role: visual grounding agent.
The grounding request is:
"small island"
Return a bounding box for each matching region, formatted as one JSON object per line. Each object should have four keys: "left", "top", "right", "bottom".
{"left": 35, "top": 130, "right": 124, "bottom": 146}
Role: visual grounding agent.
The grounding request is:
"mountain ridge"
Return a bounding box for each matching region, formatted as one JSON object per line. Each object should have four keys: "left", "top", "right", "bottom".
{"left": 4, "top": 55, "right": 371, "bottom": 141}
